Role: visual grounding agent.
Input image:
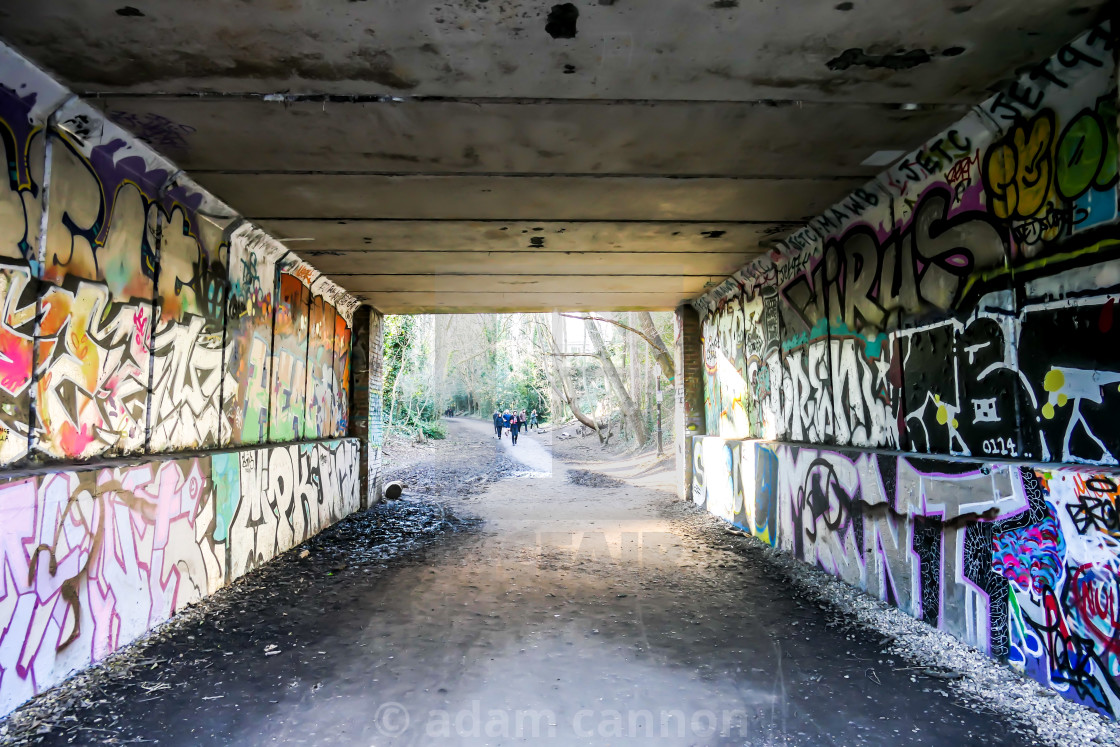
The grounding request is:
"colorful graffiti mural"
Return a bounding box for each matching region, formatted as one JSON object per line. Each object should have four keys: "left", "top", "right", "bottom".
{"left": 692, "top": 23, "right": 1120, "bottom": 717}
{"left": 305, "top": 290, "right": 333, "bottom": 439}
{"left": 697, "top": 22, "right": 1120, "bottom": 467}
{"left": 693, "top": 436, "right": 1120, "bottom": 717}
{"left": 222, "top": 224, "right": 285, "bottom": 447}
{"left": 149, "top": 180, "right": 233, "bottom": 453}
{"left": 0, "top": 34, "right": 373, "bottom": 723}
{"left": 0, "top": 43, "right": 358, "bottom": 466}
{"left": 0, "top": 438, "right": 360, "bottom": 716}
{"left": 0, "top": 49, "right": 66, "bottom": 466}
{"left": 0, "top": 38, "right": 369, "bottom": 721}
{"left": 270, "top": 261, "right": 311, "bottom": 443}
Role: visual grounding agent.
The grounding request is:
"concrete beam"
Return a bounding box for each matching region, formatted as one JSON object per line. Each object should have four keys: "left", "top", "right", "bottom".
{"left": 194, "top": 173, "right": 863, "bottom": 222}
{"left": 302, "top": 251, "right": 763, "bottom": 277}
{"left": 263, "top": 220, "right": 794, "bottom": 253}
{"left": 334, "top": 274, "right": 716, "bottom": 295}
{"left": 352, "top": 291, "right": 691, "bottom": 314}
{"left": 90, "top": 97, "right": 966, "bottom": 178}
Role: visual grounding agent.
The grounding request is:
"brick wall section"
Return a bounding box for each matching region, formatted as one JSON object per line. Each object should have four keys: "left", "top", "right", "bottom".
{"left": 674, "top": 304, "right": 706, "bottom": 500}
{"left": 347, "top": 305, "right": 385, "bottom": 509}
{"left": 349, "top": 306, "right": 372, "bottom": 508}
{"left": 368, "top": 310, "right": 385, "bottom": 503}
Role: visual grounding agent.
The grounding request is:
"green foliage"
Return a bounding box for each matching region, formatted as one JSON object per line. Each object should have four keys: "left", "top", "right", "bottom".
{"left": 382, "top": 315, "right": 415, "bottom": 404}
{"left": 382, "top": 315, "right": 445, "bottom": 438}
{"left": 381, "top": 312, "right": 672, "bottom": 447}
{"left": 445, "top": 315, "right": 550, "bottom": 420}
{"left": 420, "top": 420, "right": 447, "bottom": 439}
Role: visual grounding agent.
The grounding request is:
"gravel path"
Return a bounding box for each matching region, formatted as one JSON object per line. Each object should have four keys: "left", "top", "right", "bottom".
{"left": 2, "top": 417, "right": 1116, "bottom": 745}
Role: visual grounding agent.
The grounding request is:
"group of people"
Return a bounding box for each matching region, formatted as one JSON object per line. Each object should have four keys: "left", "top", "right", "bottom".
{"left": 492, "top": 409, "right": 538, "bottom": 445}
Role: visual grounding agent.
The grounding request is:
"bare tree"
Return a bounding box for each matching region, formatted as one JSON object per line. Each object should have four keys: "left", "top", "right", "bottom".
{"left": 535, "top": 317, "right": 613, "bottom": 444}
{"left": 582, "top": 314, "right": 649, "bottom": 445}
{"left": 561, "top": 311, "right": 674, "bottom": 383}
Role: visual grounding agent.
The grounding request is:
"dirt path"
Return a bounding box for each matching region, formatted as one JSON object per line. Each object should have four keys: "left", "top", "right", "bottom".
{"left": 483, "top": 417, "right": 556, "bottom": 475}
{"left": 3, "top": 418, "right": 1039, "bottom": 745}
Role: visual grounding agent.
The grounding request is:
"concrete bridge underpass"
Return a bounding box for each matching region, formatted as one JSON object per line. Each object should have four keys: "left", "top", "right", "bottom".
{"left": 0, "top": 2, "right": 1119, "bottom": 744}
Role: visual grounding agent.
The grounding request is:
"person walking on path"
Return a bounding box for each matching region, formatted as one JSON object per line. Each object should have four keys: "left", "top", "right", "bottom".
{"left": 492, "top": 410, "right": 502, "bottom": 439}
{"left": 502, "top": 409, "right": 512, "bottom": 438}
{"left": 510, "top": 411, "right": 522, "bottom": 445}
{"left": 529, "top": 409, "right": 538, "bottom": 430}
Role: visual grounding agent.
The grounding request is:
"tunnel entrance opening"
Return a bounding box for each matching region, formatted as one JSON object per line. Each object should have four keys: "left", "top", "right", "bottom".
{"left": 378, "top": 311, "right": 676, "bottom": 462}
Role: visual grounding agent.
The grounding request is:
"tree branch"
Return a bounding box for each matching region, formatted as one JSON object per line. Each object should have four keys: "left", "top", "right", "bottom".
{"left": 559, "top": 312, "right": 667, "bottom": 358}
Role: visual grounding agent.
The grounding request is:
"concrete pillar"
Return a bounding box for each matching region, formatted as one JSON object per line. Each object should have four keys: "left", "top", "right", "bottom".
{"left": 674, "top": 303, "right": 706, "bottom": 501}
{"left": 349, "top": 305, "right": 385, "bottom": 509}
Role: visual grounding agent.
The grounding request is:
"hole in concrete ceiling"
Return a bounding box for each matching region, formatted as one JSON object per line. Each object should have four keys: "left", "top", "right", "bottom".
{"left": 530, "top": 236, "right": 546, "bottom": 248}
{"left": 546, "top": 4, "right": 579, "bottom": 39}
{"left": 827, "top": 47, "right": 931, "bottom": 71}
{"left": 701, "top": 230, "right": 726, "bottom": 239}
{"left": 710, "top": 0, "right": 739, "bottom": 8}
{"left": 115, "top": 6, "right": 144, "bottom": 16}
{"left": 942, "top": 46, "right": 965, "bottom": 57}
{"left": 563, "top": 64, "right": 577, "bottom": 74}
{"left": 834, "top": 2, "right": 854, "bottom": 9}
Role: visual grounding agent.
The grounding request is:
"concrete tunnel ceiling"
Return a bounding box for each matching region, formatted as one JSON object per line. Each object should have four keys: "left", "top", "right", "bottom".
{"left": 0, "top": 0, "right": 1108, "bottom": 313}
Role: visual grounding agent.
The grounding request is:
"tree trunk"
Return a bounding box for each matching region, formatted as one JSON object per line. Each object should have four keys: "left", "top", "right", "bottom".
{"left": 637, "top": 311, "right": 675, "bottom": 384}
{"left": 642, "top": 338, "right": 650, "bottom": 416}
{"left": 544, "top": 318, "right": 610, "bottom": 443}
{"left": 549, "top": 367, "right": 609, "bottom": 443}
{"left": 582, "top": 314, "right": 650, "bottom": 445}
{"left": 549, "top": 312, "right": 566, "bottom": 425}
{"left": 626, "top": 312, "right": 640, "bottom": 411}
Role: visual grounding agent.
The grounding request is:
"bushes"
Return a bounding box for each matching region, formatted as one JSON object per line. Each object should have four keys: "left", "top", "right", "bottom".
{"left": 419, "top": 420, "right": 447, "bottom": 440}
{"left": 383, "top": 315, "right": 446, "bottom": 440}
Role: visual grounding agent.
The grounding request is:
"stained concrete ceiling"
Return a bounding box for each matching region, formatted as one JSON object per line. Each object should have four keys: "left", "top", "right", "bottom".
{"left": 0, "top": 0, "right": 1107, "bottom": 312}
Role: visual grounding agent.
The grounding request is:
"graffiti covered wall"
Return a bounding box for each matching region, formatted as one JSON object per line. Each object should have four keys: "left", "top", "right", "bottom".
{"left": 693, "top": 436, "right": 1120, "bottom": 718}
{"left": 0, "top": 438, "right": 360, "bottom": 716}
{"left": 696, "top": 22, "right": 1120, "bottom": 467}
{"left": 0, "top": 43, "right": 361, "bottom": 466}
{"left": 0, "top": 38, "right": 372, "bottom": 719}
{"left": 691, "top": 23, "right": 1120, "bottom": 717}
